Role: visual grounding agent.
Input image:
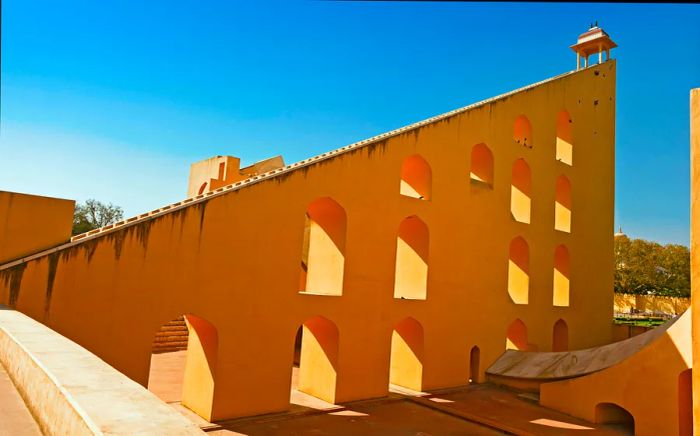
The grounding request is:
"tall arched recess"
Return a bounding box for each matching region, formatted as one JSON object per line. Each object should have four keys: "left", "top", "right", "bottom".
{"left": 470, "top": 143, "right": 494, "bottom": 187}
{"left": 511, "top": 159, "right": 532, "bottom": 224}
{"left": 300, "top": 197, "right": 347, "bottom": 295}
{"left": 390, "top": 317, "right": 424, "bottom": 391}
{"left": 295, "top": 316, "right": 340, "bottom": 404}
{"left": 508, "top": 236, "right": 529, "bottom": 305}
{"left": 394, "top": 216, "right": 429, "bottom": 300}
{"left": 555, "top": 175, "right": 572, "bottom": 233}
{"left": 400, "top": 154, "right": 432, "bottom": 200}
{"left": 553, "top": 244, "right": 570, "bottom": 307}
{"left": 556, "top": 110, "right": 573, "bottom": 165}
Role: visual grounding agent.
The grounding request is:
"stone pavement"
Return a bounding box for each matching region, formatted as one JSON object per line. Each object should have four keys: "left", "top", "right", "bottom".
{"left": 149, "top": 351, "right": 632, "bottom": 435}
{"left": 0, "top": 364, "right": 41, "bottom": 436}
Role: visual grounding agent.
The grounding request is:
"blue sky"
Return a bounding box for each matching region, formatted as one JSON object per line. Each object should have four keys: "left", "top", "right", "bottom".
{"left": 1, "top": 1, "right": 698, "bottom": 245}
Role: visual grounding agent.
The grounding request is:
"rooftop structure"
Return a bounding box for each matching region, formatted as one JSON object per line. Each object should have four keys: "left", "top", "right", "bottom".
{"left": 571, "top": 23, "right": 617, "bottom": 70}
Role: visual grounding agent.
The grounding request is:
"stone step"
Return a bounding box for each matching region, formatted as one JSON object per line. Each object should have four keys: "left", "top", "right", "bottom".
{"left": 151, "top": 316, "right": 189, "bottom": 353}
{"left": 153, "top": 341, "right": 188, "bottom": 349}
{"left": 153, "top": 335, "right": 188, "bottom": 343}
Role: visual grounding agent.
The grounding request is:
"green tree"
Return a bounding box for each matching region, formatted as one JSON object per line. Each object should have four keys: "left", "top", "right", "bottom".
{"left": 614, "top": 235, "right": 690, "bottom": 297}
{"left": 72, "top": 199, "right": 124, "bottom": 235}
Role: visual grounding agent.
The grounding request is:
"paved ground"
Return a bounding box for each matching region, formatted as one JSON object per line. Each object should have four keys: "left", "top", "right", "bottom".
{"left": 0, "top": 364, "right": 42, "bottom": 436}
{"left": 213, "top": 398, "right": 503, "bottom": 436}
{"left": 148, "top": 351, "right": 633, "bottom": 436}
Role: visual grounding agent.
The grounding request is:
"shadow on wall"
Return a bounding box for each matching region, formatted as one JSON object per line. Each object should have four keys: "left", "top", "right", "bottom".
{"left": 300, "top": 198, "right": 347, "bottom": 296}
{"left": 400, "top": 155, "right": 432, "bottom": 200}
{"left": 506, "top": 318, "right": 538, "bottom": 351}
{"left": 508, "top": 237, "right": 529, "bottom": 305}
{"left": 394, "top": 216, "right": 429, "bottom": 300}
{"left": 510, "top": 159, "right": 531, "bottom": 224}
{"left": 390, "top": 317, "right": 424, "bottom": 392}
{"left": 595, "top": 403, "right": 634, "bottom": 434}
{"left": 295, "top": 316, "right": 340, "bottom": 404}
{"left": 147, "top": 314, "right": 218, "bottom": 421}
{"left": 470, "top": 144, "right": 494, "bottom": 187}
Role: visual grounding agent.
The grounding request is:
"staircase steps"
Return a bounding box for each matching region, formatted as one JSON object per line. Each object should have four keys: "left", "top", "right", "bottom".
{"left": 152, "top": 316, "right": 189, "bottom": 354}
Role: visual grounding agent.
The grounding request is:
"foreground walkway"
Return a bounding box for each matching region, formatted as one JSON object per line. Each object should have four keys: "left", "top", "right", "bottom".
{"left": 205, "top": 384, "right": 630, "bottom": 436}
{"left": 149, "top": 351, "right": 631, "bottom": 435}
{"left": 0, "top": 364, "right": 41, "bottom": 436}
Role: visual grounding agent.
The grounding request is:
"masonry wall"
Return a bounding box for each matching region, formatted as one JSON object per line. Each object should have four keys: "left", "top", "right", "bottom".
{"left": 0, "top": 191, "right": 74, "bottom": 265}
{"left": 614, "top": 293, "right": 690, "bottom": 316}
{"left": 690, "top": 88, "right": 700, "bottom": 433}
{"left": 0, "top": 62, "right": 616, "bottom": 421}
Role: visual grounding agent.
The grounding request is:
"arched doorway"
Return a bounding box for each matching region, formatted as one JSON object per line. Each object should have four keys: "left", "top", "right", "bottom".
{"left": 147, "top": 314, "right": 218, "bottom": 421}
{"left": 292, "top": 316, "right": 340, "bottom": 404}
{"left": 390, "top": 317, "right": 424, "bottom": 391}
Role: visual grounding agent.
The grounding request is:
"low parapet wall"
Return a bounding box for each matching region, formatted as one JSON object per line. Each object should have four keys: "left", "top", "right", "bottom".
{"left": 614, "top": 293, "right": 690, "bottom": 316}
{"left": 0, "top": 306, "right": 203, "bottom": 435}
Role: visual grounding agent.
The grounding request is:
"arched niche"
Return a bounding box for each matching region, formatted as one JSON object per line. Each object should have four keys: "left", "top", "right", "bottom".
{"left": 553, "top": 244, "right": 570, "bottom": 307}
{"left": 400, "top": 154, "right": 432, "bottom": 200}
{"left": 556, "top": 110, "right": 573, "bottom": 165}
{"left": 295, "top": 316, "right": 340, "bottom": 404}
{"left": 552, "top": 319, "right": 569, "bottom": 351}
{"left": 390, "top": 317, "right": 424, "bottom": 391}
{"left": 470, "top": 143, "right": 494, "bottom": 187}
{"left": 300, "top": 197, "right": 347, "bottom": 295}
{"left": 508, "top": 236, "right": 529, "bottom": 305}
{"left": 394, "top": 216, "right": 429, "bottom": 300}
{"left": 511, "top": 159, "right": 531, "bottom": 224}
{"left": 555, "top": 175, "right": 572, "bottom": 233}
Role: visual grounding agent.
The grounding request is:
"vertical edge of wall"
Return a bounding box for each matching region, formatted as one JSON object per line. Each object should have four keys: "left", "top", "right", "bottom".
{"left": 0, "top": 322, "right": 97, "bottom": 436}
{"left": 690, "top": 88, "right": 700, "bottom": 433}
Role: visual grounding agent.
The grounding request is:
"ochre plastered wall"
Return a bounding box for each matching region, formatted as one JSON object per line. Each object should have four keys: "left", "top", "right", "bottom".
{"left": 541, "top": 309, "right": 692, "bottom": 436}
{"left": 614, "top": 293, "right": 690, "bottom": 316}
{"left": 0, "top": 191, "right": 74, "bottom": 265}
{"left": 690, "top": 88, "right": 700, "bottom": 434}
{"left": 0, "top": 63, "right": 616, "bottom": 421}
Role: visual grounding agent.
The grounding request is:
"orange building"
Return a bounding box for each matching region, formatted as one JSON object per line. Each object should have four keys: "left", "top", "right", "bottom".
{"left": 0, "top": 28, "right": 618, "bottom": 423}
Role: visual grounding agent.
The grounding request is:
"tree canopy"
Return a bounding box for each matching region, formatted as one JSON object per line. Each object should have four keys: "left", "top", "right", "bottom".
{"left": 72, "top": 199, "right": 124, "bottom": 235}
{"left": 614, "top": 235, "right": 690, "bottom": 297}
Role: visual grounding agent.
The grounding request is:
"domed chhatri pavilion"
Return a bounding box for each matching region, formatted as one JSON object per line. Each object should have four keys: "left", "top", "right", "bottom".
{"left": 0, "top": 26, "right": 697, "bottom": 436}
